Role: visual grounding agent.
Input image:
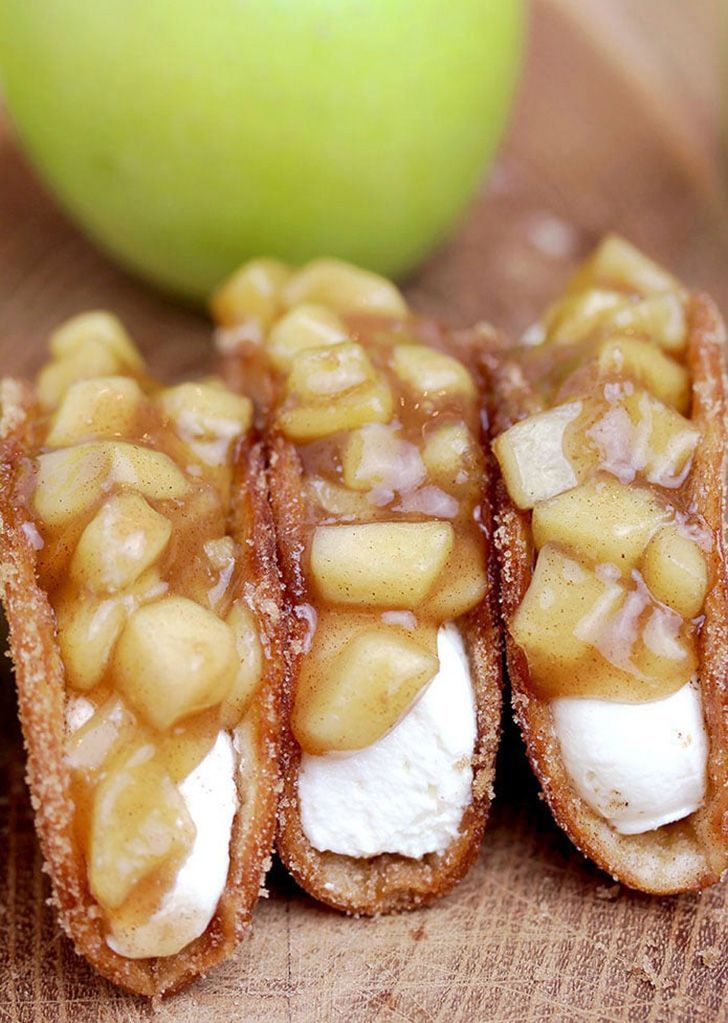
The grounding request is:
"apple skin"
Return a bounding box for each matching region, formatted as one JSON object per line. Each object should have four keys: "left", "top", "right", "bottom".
{"left": 0, "top": 1, "right": 523, "bottom": 301}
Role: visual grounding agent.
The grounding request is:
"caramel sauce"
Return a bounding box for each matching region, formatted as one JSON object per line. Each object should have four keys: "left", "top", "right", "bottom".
{"left": 21, "top": 352, "right": 259, "bottom": 939}
{"left": 252, "top": 313, "right": 489, "bottom": 753}
{"left": 500, "top": 266, "right": 708, "bottom": 704}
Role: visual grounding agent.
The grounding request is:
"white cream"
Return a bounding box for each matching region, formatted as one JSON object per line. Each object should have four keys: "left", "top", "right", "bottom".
{"left": 65, "top": 698, "right": 237, "bottom": 960}
{"left": 106, "top": 731, "right": 237, "bottom": 958}
{"left": 298, "top": 623, "right": 477, "bottom": 858}
{"left": 552, "top": 681, "right": 707, "bottom": 835}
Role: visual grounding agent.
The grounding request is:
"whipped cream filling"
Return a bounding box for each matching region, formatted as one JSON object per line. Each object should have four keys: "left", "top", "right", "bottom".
{"left": 298, "top": 622, "right": 477, "bottom": 859}
{"left": 66, "top": 698, "right": 237, "bottom": 958}
{"left": 552, "top": 680, "right": 707, "bottom": 835}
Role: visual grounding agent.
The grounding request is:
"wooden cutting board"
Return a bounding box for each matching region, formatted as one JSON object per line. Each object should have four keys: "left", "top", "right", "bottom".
{"left": 0, "top": 2, "right": 725, "bottom": 1020}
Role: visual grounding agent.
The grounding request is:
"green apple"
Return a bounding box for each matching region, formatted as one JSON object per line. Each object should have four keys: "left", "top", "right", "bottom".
{"left": 0, "top": 1, "right": 523, "bottom": 301}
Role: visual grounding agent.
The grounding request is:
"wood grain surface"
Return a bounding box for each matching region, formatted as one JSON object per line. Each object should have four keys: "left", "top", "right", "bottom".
{"left": 1, "top": 2, "right": 726, "bottom": 1020}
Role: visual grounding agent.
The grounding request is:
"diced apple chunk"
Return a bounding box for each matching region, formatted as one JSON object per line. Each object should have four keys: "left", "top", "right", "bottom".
{"left": 342, "top": 423, "right": 425, "bottom": 493}
{"left": 292, "top": 627, "right": 438, "bottom": 753}
{"left": 57, "top": 594, "right": 128, "bottom": 691}
{"left": 391, "top": 344, "right": 475, "bottom": 398}
{"left": 589, "top": 390, "right": 699, "bottom": 487}
{"left": 597, "top": 337, "right": 690, "bottom": 413}
{"left": 70, "top": 493, "right": 172, "bottom": 594}
{"left": 641, "top": 526, "right": 708, "bottom": 619}
{"left": 492, "top": 402, "right": 582, "bottom": 509}
{"left": 38, "top": 348, "right": 127, "bottom": 412}
{"left": 532, "top": 476, "right": 670, "bottom": 571}
{"left": 625, "top": 392, "right": 698, "bottom": 486}
{"left": 267, "top": 304, "right": 349, "bottom": 371}
{"left": 113, "top": 596, "right": 237, "bottom": 731}
{"left": 511, "top": 547, "right": 610, "bottom": 697}
{"left": 305, "top": 478, "right": 374, "bottom": 519}
{"left": 220, "top": 602, "right": 264, "bottom": 728}
{"left": 159, "top": 381, "right": 252, "bottom": 465}
{"left": 125, "top": 567, "right": 169, "bottom": 605}
{"left": 422, "top": 422, "right": 474, "bottom": 484}
{"left": 572, "top": 235, "right": 681, "bottom": 296}
{"left": 544, "top": 288, "right": 625, "bottom": 345}
{"left": 204, "top": 536, "right": 236, "bottom": 572}
{"left": 424, "top": 535, "right": 489, "bottom": 619}
{"left": 89, "top": 743, "right": 194, "bottom": 910}
{"left": 278, "top": 380, "right": 393, "bottom": 441}
{"left": 33, "top": 444, "right": 111, "bottom": 527}
{"left": 287, "top": 342, "right": 375, "bottom": 401}
{"left": 49, "top": 311, "right": 145, "bottom": 371}
{"left": 65, "top": 695, "right": 138, "bottom": 775}
{"left": 608, "top": 292, "right": 687, "bottom": 355}
{"left": 107, "top": 442, "right": 190, "bottom": 500}
{"left": 310, "top": 521, "right": 453, "bottom": 607}
{"left": 211, "top": 258, "right": 291, "bottom": 329}
{"left": 637, "top": 605, "right": 698, "bottom": 686}
{"left": 282, "top": 259, "right": 407, "bottom": 317}
{"left": 511, "top": 545, "right": 694, "bottom": 700}
{"left": 46, "top": 377, "right": 145, "bottom": 447}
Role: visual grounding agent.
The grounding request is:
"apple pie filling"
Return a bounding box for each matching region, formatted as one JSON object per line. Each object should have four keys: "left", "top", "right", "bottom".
{"left": 493, "top": 237, "right": 710, "bottom": 834}
{"left": 19, "top": 312, "right": 264, "bottom": 957}
{"left": 213, "top": 260, "right": 486, "bottom": 857}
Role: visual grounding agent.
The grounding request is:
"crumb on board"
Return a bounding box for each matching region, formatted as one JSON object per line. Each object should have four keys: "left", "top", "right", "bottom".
{"left": 595, "top": 882, "right": 621, "bottom": 901}
{"left": 632, "top": 954, "right": 661, "bottom": 988}
{"left": 697, "top": 947, "right": 720, "bottom": 968}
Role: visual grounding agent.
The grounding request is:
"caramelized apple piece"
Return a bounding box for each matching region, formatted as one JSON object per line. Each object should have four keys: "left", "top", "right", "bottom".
{"left": 532, "top": 475, "right": 670, "bottom": 571}
{"left": 159, "top": 381, "right": 252, "bottom": 465}
{"left": 571, "top": 235, "right": 681, "bottom": 296}
{"left": 623, "top": 392, "right": 698, "bottom": 485}
{"left": 108, "top": 441, "right": 191, "bottom": 500}
{"left": 641, "top": 526, "right": 708, "bottom": 619}
{"left": 310, "top": 521, "right": 453, "bottom": 608}
{"left": 287, "top": 342, "right": 376, "bottom": 402}
{"left": 220, "top": 602, "right": 264, "bottom": 728}
{"left": 512, "top": 545, "right": 694, "bottom": 700}
{"left": 46, "top": 377, "right": 145, "bottom": 448}
{"left": 33, "top": 444, "right": 111, "bottom": 527}
{"left": 211, "top": 258, "right": 291, "bottom": 329}
{"left": 588, "top": 390, "right": 699, "bottom": 488}
{"left": 608, "top": 292, "right": 687, "bottom": 355}
{"left": 113, "top": 596, "right": 237, "bottom": 731}
{"left": 278, "top": 380, "right": 393, "bottom": 441}
{"left": 38, "top": 312, "right": 145, "bottom": 411}
{"left": 492, "top": 402, "right": 582, "bottom": 509}
{"left": 293, "top": 627, "right": 438, "bottom": 754}
{"left": 636, "top": 603, "right": 698, "bottom": 684}
{"left": 424, "top": 534, "right": 488, "bottom": 619}
{"left": 597, "top": 337, "right": 690, "bottom": 413}
{"left": 342, "top": 423, "right": 425, "bottom": 493}
{"left": 268, "top": 304, "right": 349, "bottom": 371}
{"left": 305, "top": 477, "right": 375, "bottom": 519}
{"left": 56, "top": 595, "right": 127, "bottom": 691}
{"left": 89, "top": 743, "right": 194, "bottom": 910}
{"left": 70, "top": 493, "right": 172, "bottom": 594}
{"left": 422, "top": 422, "right": 475, "bottom": 487}
{"left": 282, "top": 258, "right": 407, "bottom": 317}
{"left": 543, "top": 288, "right": 625, "bottom": 345}
{"left": 510, "top": 546, "right": 609, "bottom": 696}
{"left": 34, "top": 441, "right": 188, "bottom": 527}
{"left": 65, "top": 695, "right": 139, "bottom": 775}
{"left": 391, "top": 344, "right": 476, "bottom": 398}
{"left": 50, "top": 311, "right": 145, "bottom": 370}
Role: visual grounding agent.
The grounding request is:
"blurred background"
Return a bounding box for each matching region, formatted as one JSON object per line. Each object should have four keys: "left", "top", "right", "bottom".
{"left": 0, "top": 0, "right": 721, "bottom": 366}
